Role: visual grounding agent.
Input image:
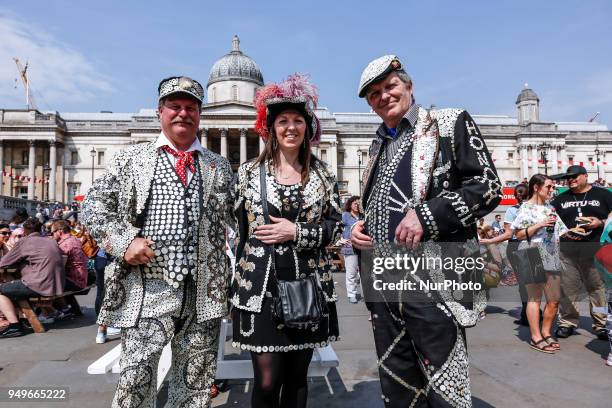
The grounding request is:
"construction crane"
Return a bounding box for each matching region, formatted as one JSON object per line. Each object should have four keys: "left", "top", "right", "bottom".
{"left": 13, "top": 57, "right": 38, "bottom": 110}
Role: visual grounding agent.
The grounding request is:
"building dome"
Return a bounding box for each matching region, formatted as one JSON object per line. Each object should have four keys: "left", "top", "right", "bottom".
{"left": 207, "top": 36, "right": 264, "bottom": 87}
{"left": 516, "top": 84, "right": 539, "bottom": 104}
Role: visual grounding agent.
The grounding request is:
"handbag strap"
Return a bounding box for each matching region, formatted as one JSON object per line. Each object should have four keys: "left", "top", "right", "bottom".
{"left": 259, "top": 162, "right": 278, "bottom": 283}
{"left": 525, "top": 226, "right": 531, "bottom": 244}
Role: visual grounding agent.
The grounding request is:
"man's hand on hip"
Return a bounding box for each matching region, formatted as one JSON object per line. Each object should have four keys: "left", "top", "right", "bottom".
{"left": 124, "top": 238, "right": 155, "bottom": 266}
{"left": 351, "top": 220, "right": 373, "bottom": 250}
{"left": 395, "top": 209, "right": 424, "bottom": 249}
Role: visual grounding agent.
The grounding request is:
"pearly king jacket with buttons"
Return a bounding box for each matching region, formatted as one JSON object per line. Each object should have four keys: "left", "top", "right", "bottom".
{"left": 230, "top": 158, "right": 343, "bottom": 313}
{"left": 361, "top": 106, "right": 502, "bottom": 327}
{"left": 82, "top": 141, "right": 234, "bottom": 328}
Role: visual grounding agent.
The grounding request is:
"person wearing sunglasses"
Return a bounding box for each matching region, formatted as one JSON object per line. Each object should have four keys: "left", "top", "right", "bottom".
{"left": 512, "top": 174, "right": 569, "bottom": 353}
{"left": 0, "top": 223, "right": 11, "bottom": 258}
{"left": 551, "top": 165, "right": 612, "bottom": 340}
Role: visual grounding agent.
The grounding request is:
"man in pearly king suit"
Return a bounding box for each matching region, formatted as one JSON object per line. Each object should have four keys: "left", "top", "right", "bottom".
{"left": 352, "top": 56, "right": 502, "bottom": 408}
{"left": 82, "top": 76, "right": 233, "bottom": 407}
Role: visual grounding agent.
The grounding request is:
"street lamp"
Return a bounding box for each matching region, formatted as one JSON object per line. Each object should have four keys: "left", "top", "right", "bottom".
{"left": 357, "top": 148, "right": 363, "bottom": 196}
{"left": 42, "top": 163, "right": 51, "bottom": 201}
{"left": 595, "top": 147, "right": 602, "bottom": 180}
{"left": 538, "top": 143, "right": 551, "bottom": 176}
{"left": 90, "top": 147, "right": 96, "bottom": 184}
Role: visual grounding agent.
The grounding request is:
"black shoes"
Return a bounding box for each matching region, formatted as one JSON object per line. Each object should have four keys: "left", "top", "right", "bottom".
{"left": 513, "top": 318, "right": 529, "bottom": 326}
{"left": 0, "top": 323, "right": 28, "bottom": 339}
{"left": 595, "top": 328, "right": 608, "bottom": 341}
{"left": 555, "top": 327, "right": 608, "bottom": 340}
{"left": 555, "top": 326, "right": 575, "bottom": 338}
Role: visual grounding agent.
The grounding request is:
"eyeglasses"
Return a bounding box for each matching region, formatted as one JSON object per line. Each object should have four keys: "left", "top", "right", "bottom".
{"left": 0, "top": 231, "right": 10, "bottom": 236}
{"left": 543, "top": 185, "right": 554, "bottom": 190}
{"left": 567, "top": 174, "right": 581, "bottom": 180}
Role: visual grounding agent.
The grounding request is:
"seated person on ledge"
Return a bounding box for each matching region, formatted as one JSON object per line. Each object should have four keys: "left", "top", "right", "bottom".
{"left": 51, "top": 220, "right": 89, "bottom": 291}
{"left": 0, "top": 218, "right": 65, "bottom": 338}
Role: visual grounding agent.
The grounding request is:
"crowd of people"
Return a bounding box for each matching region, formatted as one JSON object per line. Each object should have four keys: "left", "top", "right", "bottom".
{"left": 0, "top": 208, "right": 119, "bottom": 343}
{"left": 476, "top": 166, "right": 612, "bottom": 364}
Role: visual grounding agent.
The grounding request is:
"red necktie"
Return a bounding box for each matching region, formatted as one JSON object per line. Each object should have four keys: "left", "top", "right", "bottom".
{"left": 161, "top": 145, "right": 196, "bottom": 186}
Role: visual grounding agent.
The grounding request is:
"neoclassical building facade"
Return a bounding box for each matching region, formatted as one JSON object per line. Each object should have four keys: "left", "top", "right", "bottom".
{"left": 1, "top": 36, "right": 611, "bottom": 203}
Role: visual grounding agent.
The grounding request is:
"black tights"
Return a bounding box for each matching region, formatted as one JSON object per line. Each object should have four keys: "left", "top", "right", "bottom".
{"left": 251, "top": 349, "right": 313, "bottom": 408}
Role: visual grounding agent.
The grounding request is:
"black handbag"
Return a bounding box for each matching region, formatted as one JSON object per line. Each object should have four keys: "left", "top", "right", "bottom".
{"left": 259, "top": 163, "right": 328, "bottom": 330}
{"left": 514, "top": 227, "right": 546, "bottom": 285}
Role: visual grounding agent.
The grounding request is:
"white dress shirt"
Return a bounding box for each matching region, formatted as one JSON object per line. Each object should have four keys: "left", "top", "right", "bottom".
{"left": 154, "top": 132, "right": 205, "bottom": 185}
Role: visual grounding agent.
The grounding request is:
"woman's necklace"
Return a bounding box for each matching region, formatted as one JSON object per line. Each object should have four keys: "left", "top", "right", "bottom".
{"left": 278, "top": 167, "right": 291, "bottom": 179}
{"left": 276, "top": 164, "right": 300, "bottom": 181}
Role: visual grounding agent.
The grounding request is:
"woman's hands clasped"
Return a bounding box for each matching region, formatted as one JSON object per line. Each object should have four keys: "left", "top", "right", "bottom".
{"left": 255, "top": 215, "right": 297, "bottom": 244}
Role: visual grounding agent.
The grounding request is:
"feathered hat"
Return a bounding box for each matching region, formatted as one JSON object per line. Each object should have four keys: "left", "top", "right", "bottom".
{"left": 254, "top": 74, "right": 321, "bottom": 144}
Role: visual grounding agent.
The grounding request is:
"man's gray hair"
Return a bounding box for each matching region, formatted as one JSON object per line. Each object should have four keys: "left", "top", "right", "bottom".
{"left": 396, "top": 70, "right": 412, "bottom": 86}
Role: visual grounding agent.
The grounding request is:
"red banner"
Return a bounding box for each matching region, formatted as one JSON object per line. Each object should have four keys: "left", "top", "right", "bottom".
{"left": 500, "top": 187, "right": 517, "bottom": 205}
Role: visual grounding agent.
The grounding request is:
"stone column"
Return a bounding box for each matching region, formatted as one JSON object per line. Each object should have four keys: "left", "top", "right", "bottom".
{"left": 201, "top": 128, "right": 208, "bottom": 150}
{"left": 48, "top": 141, "right": 57, "bottom": 201}
{"left": 6, "top": 145, "right": 12, "bottom": 197}
{"left": 560, "top": 146, "right": 568, "bottom": 169}
{"left": 220, "top": 128, "right": 228, "bottom": 158}
{"left": 0, "top": 140, "right": 3, "bottom": 195}
{"left": 27, "top": 140, "right": 35, "bottom": 200}
{"left": 550, "top": 145, "right": 559, "bottom": 175}
{"left": 531, "top": 145, "right": 538, "bottom": 175}
{"left": 240, "top": 128, "right": 247, "bottom": 164}
{"left": 328, "top": 140, "right": 338, "bottom": 177}
{"left": 520, "top": 145, "right": 528, "bottom": 180}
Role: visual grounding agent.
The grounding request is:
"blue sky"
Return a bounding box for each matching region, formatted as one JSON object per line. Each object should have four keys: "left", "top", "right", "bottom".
{"left": 1, "top": 1, "right": 611, "bottom": 125}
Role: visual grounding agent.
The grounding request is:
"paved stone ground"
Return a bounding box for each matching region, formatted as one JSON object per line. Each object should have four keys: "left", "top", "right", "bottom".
{"left": 0, "top": 274, "right": 609, "bottom": 407}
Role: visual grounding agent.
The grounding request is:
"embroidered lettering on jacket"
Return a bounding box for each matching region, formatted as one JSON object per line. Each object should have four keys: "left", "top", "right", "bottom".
{"left": 465, "top": 119, "right": 502, "bottom": 206}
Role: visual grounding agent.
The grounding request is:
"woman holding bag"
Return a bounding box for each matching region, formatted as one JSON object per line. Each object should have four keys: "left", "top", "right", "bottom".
{"left": 231, "top": 74, "right": 342, "bottom": 408}
{"left": 512, "top": 174, "right": 568, "bottom": 353}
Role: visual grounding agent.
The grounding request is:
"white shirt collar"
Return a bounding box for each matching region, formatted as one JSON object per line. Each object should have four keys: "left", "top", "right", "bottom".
{"left": 154, "top": 131, "right": 204, "bottom": 153}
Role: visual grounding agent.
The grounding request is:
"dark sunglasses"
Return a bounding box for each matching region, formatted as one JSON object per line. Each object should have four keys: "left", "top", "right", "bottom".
{"left": 0, "top": 231, "right": 10, "bottom": 236}
{"left": 567, "top": 174, "right": 581, "bottom": 180}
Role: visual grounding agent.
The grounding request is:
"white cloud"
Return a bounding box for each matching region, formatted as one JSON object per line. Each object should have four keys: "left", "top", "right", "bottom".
{"left": 0, "top": 12, "right": 113, "bottom": 110}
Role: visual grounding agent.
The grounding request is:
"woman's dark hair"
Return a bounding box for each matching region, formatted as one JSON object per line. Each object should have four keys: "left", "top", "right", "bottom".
{"left": 344, "top": 196, "right": 360, "bottom": 212}
{"left": 514, "top": 183, "right": 529, "bottom": 204}
{"left": 22, "top": 218, "right": 42, "bottom": 235}
{"left": 10, "top": 211, "right": 28, "bottom": 225}
{"left": 254, "top": 109, "right": 313, "bottom": 185}
{"left": 0, "top": 223, "right": 10, "bottom": 230}
{"left": 528, "top": 174, "right": 550, "bottom": 199}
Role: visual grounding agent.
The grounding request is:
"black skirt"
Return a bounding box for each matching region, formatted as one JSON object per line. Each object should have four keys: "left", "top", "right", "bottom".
{"left": 232, "top": 291, "right": 339, "bottom": 353}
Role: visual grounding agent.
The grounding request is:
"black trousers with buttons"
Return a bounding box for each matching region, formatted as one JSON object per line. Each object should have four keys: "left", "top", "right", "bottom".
{"left": 369, "top": 301, "right": 471, "bottom": 408}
